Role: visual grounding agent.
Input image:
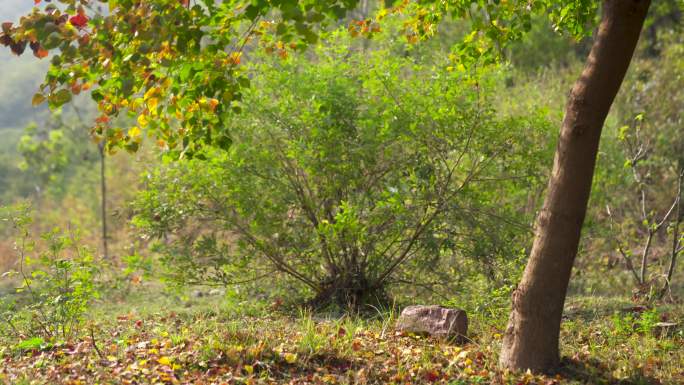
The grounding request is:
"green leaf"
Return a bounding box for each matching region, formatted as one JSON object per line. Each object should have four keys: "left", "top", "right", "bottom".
{"left": 42, "top": 32, "right": 63, "bottom": 50}
{"left": 48, "top": 89, "right": 72, "bottom": 107}
{"left": 16, "top": 337, "right": 45, "bottom": 351}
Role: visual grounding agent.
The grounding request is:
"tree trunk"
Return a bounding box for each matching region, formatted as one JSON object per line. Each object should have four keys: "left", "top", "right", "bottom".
{"left": 499, "top": 0, "right": 651, "bottom": 373}
{"left": 99, "top": 144, "right": 109, "bottom": 260}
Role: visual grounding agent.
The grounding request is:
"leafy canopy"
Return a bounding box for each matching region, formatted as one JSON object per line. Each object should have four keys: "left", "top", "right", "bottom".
{"left": 0, "top": 0, "right": 596, "bottom": 157}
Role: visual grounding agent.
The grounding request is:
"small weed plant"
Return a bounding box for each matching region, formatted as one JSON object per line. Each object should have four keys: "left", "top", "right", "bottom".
{"left": 611, "top": 307, "right": 661, "bottom": 337}
{"left": 0, "top": 203, "right": 100, "bottom": 345}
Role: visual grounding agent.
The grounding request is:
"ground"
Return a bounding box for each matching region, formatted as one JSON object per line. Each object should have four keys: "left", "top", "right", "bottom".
{"left": 0, "top": 285, "right": 682, "bottom": 385}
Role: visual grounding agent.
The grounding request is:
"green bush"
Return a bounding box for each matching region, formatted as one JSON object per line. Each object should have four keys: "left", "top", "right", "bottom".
{"left": 133, "top": 33, "right": 552, "bottom": 310}
{"left": 0, "top": 203, "right": 100, "bottom": 341}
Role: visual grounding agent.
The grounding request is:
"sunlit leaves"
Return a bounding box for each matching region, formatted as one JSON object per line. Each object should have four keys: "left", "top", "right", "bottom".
{"left": 0, "top": 0, "right": 598, "bottom": 156}
{"left": 549, "top": 0, "right": 599, "bottom": 38}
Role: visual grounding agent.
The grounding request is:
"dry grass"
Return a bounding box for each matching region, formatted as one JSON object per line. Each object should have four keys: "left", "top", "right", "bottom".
{"left": 0, "top": 240, "right": 16, "bottom": 274}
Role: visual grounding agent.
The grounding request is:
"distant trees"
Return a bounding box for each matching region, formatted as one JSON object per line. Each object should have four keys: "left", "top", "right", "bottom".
{"left": 17, "top": 111, "right": 96, "bottom": 197}
{"left": 14, "top": 108, "right": 114, "bottom": 259}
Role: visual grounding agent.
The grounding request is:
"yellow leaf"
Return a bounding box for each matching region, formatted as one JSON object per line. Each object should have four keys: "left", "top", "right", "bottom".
{"left": 128, "top": 126, "right": 141, "bottom": 137}
{"left": 130, "top": 97, "right": 144, "bottom": 111}
{"left": 137, "top": 114, "right": 149, "bottom": 128}
{"left": 147, "top": 98, "right": 159, "bottom": 114}
{"left": 283, "top": 352, "right": 297, "bottom": 364}
{"left": 107, "top": 355, "right": 117, "bottom": 362}
{"left": 144, "top": 87, "right": 159, "bottom": 100}
{"left": 228, "top": 51, "right": 242, "bottom": 65}
{"left": 244, "top": 364, "right": 254, "bottom": 374}
{"left": 158, "top": 356, "right": 172, "bottom": 366}
{"left": 32, "top": 93, "right": 46, "bottom": 107}
{"left": 208, "top": 98, "right": 219, "bottom": 111}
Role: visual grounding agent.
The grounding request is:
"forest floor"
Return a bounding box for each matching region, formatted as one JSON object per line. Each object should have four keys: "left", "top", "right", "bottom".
{"left": 0, "top": 285, "right": 682, "bottom": 385}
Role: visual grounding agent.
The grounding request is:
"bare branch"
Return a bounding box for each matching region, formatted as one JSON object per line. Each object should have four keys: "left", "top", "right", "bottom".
{"left": 606, "top": 204, "right": 642, "bottom": 284}
{"left": 660, "top": 169, "right": 683, "bottom": 298}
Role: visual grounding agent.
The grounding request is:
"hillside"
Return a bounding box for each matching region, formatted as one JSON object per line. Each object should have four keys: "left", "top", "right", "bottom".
{"left": 0, "top": 1, "right": 49, "bottom": 130}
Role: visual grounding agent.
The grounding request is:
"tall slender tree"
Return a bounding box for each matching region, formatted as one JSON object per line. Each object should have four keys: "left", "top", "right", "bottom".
{"left": 499, "top": 0, "right": 652, "bottom": 371}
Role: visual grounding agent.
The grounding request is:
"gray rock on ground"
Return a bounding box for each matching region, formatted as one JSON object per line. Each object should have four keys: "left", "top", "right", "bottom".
{"left": 191, "top": 288, "right": 226, "bottom": 298}
{"left": 396, "top": 305, "right": 467, "bottom": 340}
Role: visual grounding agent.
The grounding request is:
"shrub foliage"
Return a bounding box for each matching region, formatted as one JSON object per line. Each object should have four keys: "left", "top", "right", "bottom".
{"left": 133, "top": 40, "right": 551, "bottom": 309}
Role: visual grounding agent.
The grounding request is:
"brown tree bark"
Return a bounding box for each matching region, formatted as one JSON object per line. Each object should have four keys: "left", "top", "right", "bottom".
{"left": 499, "top": 0, "right": 651, "bottom": 373}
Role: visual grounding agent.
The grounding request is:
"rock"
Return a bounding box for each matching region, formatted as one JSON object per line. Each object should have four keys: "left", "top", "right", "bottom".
{"left": 208, "top": 288, "right": 224, "bottom": 296}
{"left": 191, "top": 288, "right": 225, "bottom": 298}
{"left": 396, "top": 305, "right": 467, "bottom": 340}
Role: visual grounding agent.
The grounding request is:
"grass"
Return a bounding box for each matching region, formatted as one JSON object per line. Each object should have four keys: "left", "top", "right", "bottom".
{"left": 0, "top": 281, "right": 682, "bottom": 385}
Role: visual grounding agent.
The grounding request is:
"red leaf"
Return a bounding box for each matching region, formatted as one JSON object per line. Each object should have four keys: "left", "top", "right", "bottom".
{"left": 30, "top": 41, "right": 48, "bottom": 58}
{"left": 0, "top": 34, "right": 12, "bottom": 47}
{"left": 10, "top": 40, "right": 26, "bottom": 55}
{"left": 71, "top": 83, "right": 82, "bottom": 94}
{"left": 424, "top": 370, "right": 441, "bottom": 382}
{"left": 34, "top": 47, "right": 48, "bottom": 58}
{"left": 69, "top": 14, "right": 88, "bottom": 29}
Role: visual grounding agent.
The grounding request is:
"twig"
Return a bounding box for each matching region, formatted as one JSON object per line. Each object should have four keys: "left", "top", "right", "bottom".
{"left": 660, "top": 169, "right": 683, "bottom": 299}
{"left": 606, "top": 204, "right": 641, "bottom": 284}
{"left": 89, "top": 325, "right": 105, "bottom": 360}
